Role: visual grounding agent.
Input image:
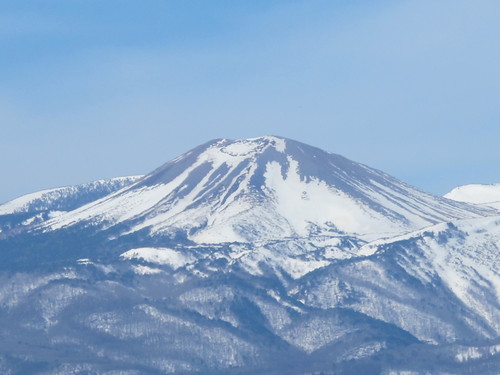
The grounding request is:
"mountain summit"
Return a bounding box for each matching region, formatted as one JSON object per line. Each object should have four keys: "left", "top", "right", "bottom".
{"left": 44, "top": 136, "right": 492, "bottom": 243}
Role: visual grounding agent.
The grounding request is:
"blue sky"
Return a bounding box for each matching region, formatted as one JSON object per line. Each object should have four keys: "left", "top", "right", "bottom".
{"left": 1, "top": 0, "right": 499, "bottom": 202}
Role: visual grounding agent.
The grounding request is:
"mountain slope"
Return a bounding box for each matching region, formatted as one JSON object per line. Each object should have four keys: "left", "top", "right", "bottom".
{"left": 297, "top": 216, "right": 500, "bottom": 344}
{"left": 42, "top": 136, "right": 495, "bottom": 243}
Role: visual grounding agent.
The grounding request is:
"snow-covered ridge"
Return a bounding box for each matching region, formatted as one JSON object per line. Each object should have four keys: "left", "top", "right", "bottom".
{"left": 0, "top": 175, "right": 143, "bottom": 216}
{"left": 357, "top": 215, "right": 500, "bottom": 336}
{"left": 445, "top": 183, "right": 500, "bottom": 209}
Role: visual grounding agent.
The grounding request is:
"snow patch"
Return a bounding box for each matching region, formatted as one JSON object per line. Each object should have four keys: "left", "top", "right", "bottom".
{"left": 455, "top": 344, "right": 500, "bottom": 362}
{"left": 120, "top": 247, "right": 195, "bottom": 270}
{"left": 132, "top": 265, "right": 163, "bottom": 275}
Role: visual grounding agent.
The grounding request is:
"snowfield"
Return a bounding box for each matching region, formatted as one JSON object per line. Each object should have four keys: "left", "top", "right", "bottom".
{"left": 445, "top": 183, "right": 500, "bottom": 209}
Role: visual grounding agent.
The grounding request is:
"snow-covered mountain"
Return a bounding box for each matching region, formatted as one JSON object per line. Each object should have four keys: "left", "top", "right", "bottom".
{"left": 41, "top": 136, "right": 494, "bottom": 243}
{"left": 0, "top": 136, "right": 498, "bottom": 374}
{"left": 446, "top": 183, "right": 500, "bottom": 209}
{"left": 0, "top": 176, "right": 142, "bottom": 234}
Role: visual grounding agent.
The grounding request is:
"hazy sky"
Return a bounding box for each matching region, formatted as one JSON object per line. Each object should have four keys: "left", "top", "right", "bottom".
{"left": 1, "top": 0, "right": 499, "bottom": 203}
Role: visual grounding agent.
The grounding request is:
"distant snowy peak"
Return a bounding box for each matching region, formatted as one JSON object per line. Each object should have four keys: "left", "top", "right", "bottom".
{"left": 0, "top": 176, "right": 143, "bottom": 216}
{"left": 445, "top": 184, "right": 500, "bottom": 209}
{"left": 45, "top": 136, "right": 495, "bottom": 243}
